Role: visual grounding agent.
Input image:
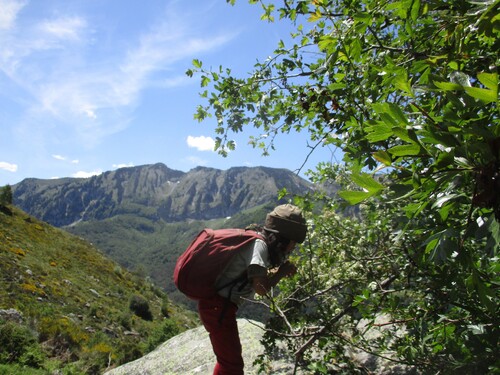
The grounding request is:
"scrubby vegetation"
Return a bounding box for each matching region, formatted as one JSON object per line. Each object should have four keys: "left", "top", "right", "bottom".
{"left": 0, "top": 204, "right": 197, "bottom": 374}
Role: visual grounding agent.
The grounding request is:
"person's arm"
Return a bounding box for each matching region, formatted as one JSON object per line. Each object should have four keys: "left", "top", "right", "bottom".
{"left": 251, "top": 261, "right": 297, "bottom": 296}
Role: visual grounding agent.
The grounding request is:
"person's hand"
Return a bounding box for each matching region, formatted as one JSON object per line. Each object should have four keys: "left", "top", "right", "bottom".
{"left": 278, "top": 261, "right": 297, "bottom": 278}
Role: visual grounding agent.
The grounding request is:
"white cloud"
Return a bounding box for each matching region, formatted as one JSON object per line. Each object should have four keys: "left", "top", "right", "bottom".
{"left": 0, "top": 161, "right": 18, "bottom": 172}
{"left": 0, "top": 0, "right": 27, "bottom": 30}
{"left": 161, "top": 75, "right": 191, "bottom": 88}
{"left": 83, "top": 108, "right": 97, "bottom": 120}
{"left": 0, "top": 1, "right": 239, "bottom": 153}
{"left": 38, "top": 16, "right": 86, "bottom": 41}
{"left": 185, "top": 156, "right": 208, "bottom": 166}
{"left": 187, "top": 135, "right": 215, "bottom": 152}
{"left": 112, "top": 162, "right": 134, "bottom": 169}
{"left": 53, "top": 155, "right": 78, "bottom": 164}
{"left": 72, "top": 170, "right": 102, "bottom": 178}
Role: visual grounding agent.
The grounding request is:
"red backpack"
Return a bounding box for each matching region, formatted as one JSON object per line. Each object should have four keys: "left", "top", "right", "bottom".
{"left": 173, "top": 228, "right": 266, "bottom": 300}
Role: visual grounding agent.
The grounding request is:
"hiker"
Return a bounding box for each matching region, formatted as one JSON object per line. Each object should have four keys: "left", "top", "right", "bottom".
{"left": 198, "top": 204, "right": 307, "bottom": 375}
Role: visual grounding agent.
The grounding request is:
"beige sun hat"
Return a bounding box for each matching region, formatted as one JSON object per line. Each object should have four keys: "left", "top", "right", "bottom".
{"left": 264, "top": 204, "right": 307, "bottom": 243}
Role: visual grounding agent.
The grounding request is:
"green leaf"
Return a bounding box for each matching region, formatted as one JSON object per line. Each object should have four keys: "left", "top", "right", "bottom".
{"left": 373, "top": 102, "right": 408, "bottom": 127}
{"left": 424, "top": 229, "right": 457, "bottom": 263}
{"left": 318, "top": 35, "right": 336, "bottom": 53}
{"left": 308, "top": 9, "right": 322, "bottom": 22}
{"left": 385, "top": 0, "right": 412, "bottom": 18}
{"left": 434, "top": 81, "right": 463, "bottom": 91}
{"left": 432, "top": 193, "right": 462, "bottom": 209}
{"left": 388, "top": 144, "right": 421, "bottom": 156}
{"left": 394, "top": 74, "right": 414, "bottom": 96}
{"left": 390, "top": 183, "right": 413, "bottom": 199}
{"left": 351, "top": 173, "right": 384, "bottom": 193}
{"left": 467, "top": 271, "right": 496, "bottom": 313}
{"left": 476, "top": 213, "right": 500, "bottom": 256}
{"left": 477, "top": 72, "right": 498, "bottom": 91}
{"left": 192, "top": 59, "right": 202, "bottom": 69}
{"left": 392, "top": 127, "right": 415, "bottom": 143}
{"left": 438, "top": 201, "right": 454, "bottom": 221}
{"left": 411, "top": 0, "right": 420, "bottom": 21}
{"left": 353, "top": 11, "right": 371, "bottom": 23}
{"left": 403, "top": 201, "right": 429, "bottom": 217}
{"left": 338, "top": 190, "right": 374, "bottom": 204}
{"left": 373, "top": 150, "right": 392, "bottom": 166}
{"left": 201, "top": 75, "right": 210, "bottom": 87}
{"left": 464, "top": 86, "right": 497, "bottom": 103}
{"left": 435, "top": 151, "right": 455, "bottom": 168}
{"left": 424, "top": 237, "right": 439, "bottom": 255}
{"left": 365, "top": 123, "right": 394, "bottom": 142}
{"left": 386, "top": 103, "right": 408, "bottom": 126}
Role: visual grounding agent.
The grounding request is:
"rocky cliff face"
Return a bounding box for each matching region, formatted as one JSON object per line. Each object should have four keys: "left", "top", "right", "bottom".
{"left": 12, "top": 164, "right": 313, "bottom": 227}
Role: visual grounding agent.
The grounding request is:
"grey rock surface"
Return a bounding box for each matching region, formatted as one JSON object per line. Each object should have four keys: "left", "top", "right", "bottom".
{"left": 104, "top": 316, "right": 417, "bottom": 375}
{"left": 104, "top": 319, "right": 297, "bottom": 375}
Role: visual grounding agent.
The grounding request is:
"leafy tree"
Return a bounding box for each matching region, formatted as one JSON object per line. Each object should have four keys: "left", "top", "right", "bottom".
{"left": 0, "top": 185, "right": 13, "bottom": 206}
{"left": 189, "top": 0, "right": 499, "bottom": 373}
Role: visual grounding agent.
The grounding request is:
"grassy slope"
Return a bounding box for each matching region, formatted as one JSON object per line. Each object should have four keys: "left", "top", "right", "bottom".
{"left": 0, "top": 205, "right": 197, "bottom": 374}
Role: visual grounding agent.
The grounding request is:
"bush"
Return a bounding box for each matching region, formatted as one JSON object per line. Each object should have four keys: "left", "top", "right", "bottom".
{"left": 0, "top": 364, "right": 47, "bottom": 374}
{"left": 38, "top": 317, "right": 88, "bottom": 353}
{"left": 0, "top": 185, "right": 12, "bottom": 206}
{"left": 0, "top": 321, "right": 37, "bottom": 364}
{"left": 80, "top": 332, "right": 114, "bottom": 375}
{"left": 118, "top": 311, "right": 132, "bottom": 330}
{"left": 18, "top": 345, "right": 46, "bottom": 368}
{"left": 129, "top": 295, "right": 153, "bottom": 321}
{"left": 144, "top": 319, "right": 180, "bottom": 353}
{"left": 114, "top": 340, "right": 143, "bottom": 365}
{"left": 160, "top": 301, "right": 170, "bottom": 318}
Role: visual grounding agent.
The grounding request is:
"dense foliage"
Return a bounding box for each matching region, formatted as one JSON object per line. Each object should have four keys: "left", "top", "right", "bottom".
{"left": 190, "top": 0, "right": 499, "bottom": 373}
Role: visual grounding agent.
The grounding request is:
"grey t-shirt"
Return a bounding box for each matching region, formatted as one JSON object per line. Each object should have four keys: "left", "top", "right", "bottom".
{"left": 215, "top": 238, "right": 270, "bottom": 305}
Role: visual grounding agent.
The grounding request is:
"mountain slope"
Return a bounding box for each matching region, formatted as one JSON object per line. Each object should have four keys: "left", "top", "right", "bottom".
{"left": 12, "top": 164, "right": 314, "bottom": 226}
{"left": 0, "top": 204, "right": 197, "bottom": 374}
{"left": 12, "top": 163, "right": 184, "bottom": 227}
{"left": 10, "top": 164, "right": 326, "bottom": 310}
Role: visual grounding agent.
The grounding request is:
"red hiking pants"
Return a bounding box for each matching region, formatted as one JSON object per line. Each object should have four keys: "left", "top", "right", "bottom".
{"left": 198, "top": 295, "right": 244, "bottom": 375}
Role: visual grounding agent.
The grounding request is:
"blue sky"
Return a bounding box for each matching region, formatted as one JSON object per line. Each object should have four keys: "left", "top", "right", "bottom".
{"left": 0, "top": 0, "right": 339, "bottom": 186}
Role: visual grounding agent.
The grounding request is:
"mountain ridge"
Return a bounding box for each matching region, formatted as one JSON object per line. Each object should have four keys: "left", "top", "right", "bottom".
{"left": 12, "top": 163, "right": 315, "bottom": 227}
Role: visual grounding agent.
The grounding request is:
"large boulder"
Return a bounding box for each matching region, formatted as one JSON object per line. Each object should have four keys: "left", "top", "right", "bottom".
{"left": 104, "top": 316, "right": 417, "bottom": 374}
{"left": 104, "top": 319, "right": 297, "bottom": 375}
